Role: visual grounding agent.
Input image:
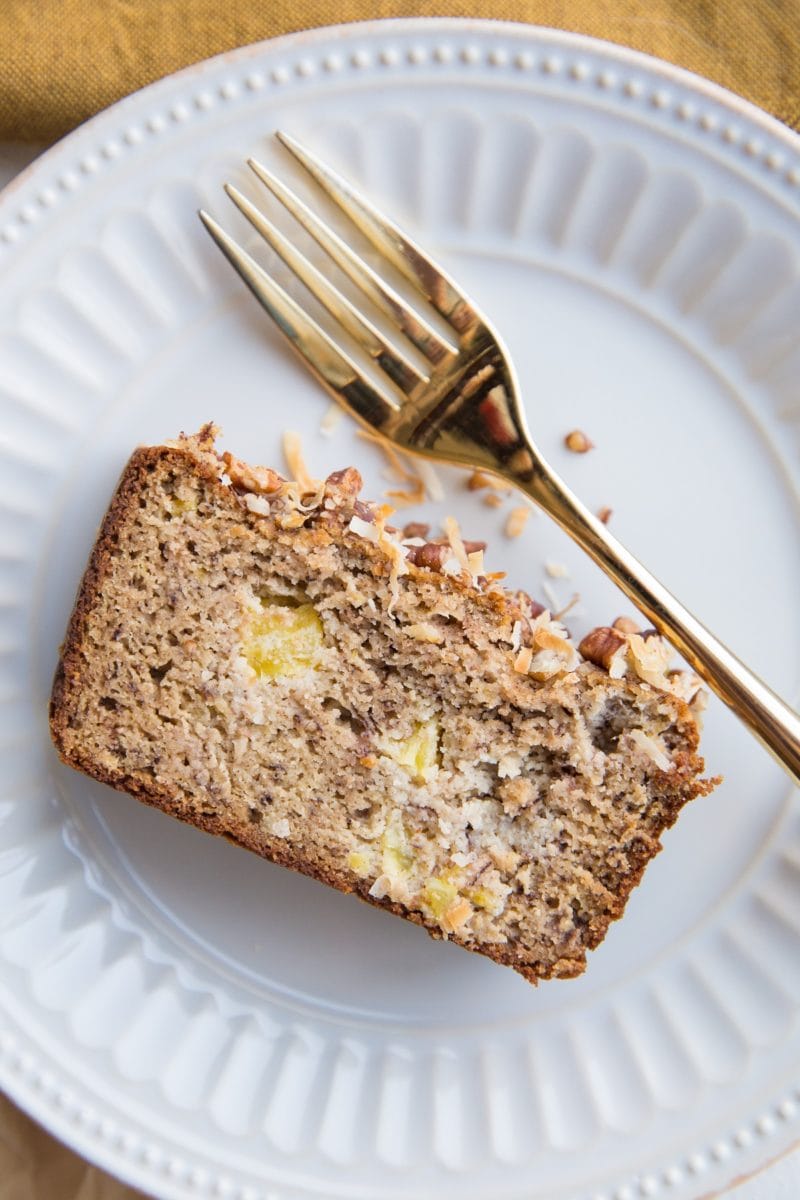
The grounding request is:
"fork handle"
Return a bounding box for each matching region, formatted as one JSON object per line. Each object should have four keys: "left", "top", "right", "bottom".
{"left": 514, "top": 461, "right": 800, "bottom": 786}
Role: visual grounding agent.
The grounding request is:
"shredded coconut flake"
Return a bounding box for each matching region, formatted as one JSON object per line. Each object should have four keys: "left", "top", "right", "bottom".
{"left": 467, "top": 549, "right": 485, "bottom": 577}
{"left": 319, "top": 402, "right": 344, "bottom": 437}
{"left": 443, "top": 515, "right": 471, "bottom": 575}
{"left": 415, "top": 458, "right": 445, "bottom": 501}
{"left": 505, "top": 506, "right": 531, "bottom": 538}
{"left": 376, "top": 512, "right": 408, "bottom": 614}
{"left": 385, "top": 478, "right": 426, "bottom": 507}
{"left": 666, "top": 669, "right": 705, "bottom": 704}
{"left": 514, "top": 646, "right": 533, "bottom": 674}
{"left": 545, "top": 560, "right": 570, "bottom": 579}
{"left": 348, "top": 514, "right": 380, "bottom": 542}
{"left": 554, "top": 593, "right": 580, "bottom": 621}
{"left": 282, "top": 430, "right": 318, "bottom": 494}
{"left": 626, "top": 633, "right": 674, "bottom": 690}
{"left": 243, "top": 493, "right": 271, "bottom": 515}
{"left": 629, "top": 729, "right": 673, "bottom": 772}
{"left": 349, "top": 509, "right": 410, "bottom": 611}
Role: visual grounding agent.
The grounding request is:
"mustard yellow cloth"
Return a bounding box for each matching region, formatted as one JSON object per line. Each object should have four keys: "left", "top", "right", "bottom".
{"left": 0, "top": 0, "right": 798, "bottom": 141}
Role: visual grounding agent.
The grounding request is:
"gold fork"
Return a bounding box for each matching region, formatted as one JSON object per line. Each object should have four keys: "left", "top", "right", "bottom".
{"left": 199, "top": 131, "right": 800, "bottom": 785}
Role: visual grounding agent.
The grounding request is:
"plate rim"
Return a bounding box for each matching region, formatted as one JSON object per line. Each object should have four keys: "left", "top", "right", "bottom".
{"left": 1, "top": 15, "right": 799, "bottom": 238}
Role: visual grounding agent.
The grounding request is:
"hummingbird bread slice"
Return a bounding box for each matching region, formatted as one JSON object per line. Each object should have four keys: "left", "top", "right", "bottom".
{"left": 50, "top": 425, "right": 716, "bottom": 983}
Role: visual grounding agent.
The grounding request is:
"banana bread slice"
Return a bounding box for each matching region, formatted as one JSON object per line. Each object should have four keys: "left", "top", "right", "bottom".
{"left": 50, "top": 425, "right": 717, "bottom": 982}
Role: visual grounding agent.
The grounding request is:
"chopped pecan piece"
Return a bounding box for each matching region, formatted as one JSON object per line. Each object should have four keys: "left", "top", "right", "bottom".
{"left": 222, "top": 452, "right": 284, "bottom": 495}
{"left": 402, "top": 521, "right": 431, "bottom": 540}
{"left": 579, "top": 626, "right": 628, "bottom": 677}
{"left": 325, "top": 467, "right": 363, "bottom": 496}
{"left": 612, "top": 616, "right": 641, "bottom": 635}
{"left": 405, "top": 542, "right": 449, "bottom": 569}
{"left": 352, "top": 499, "right": 376, "bottom": 523}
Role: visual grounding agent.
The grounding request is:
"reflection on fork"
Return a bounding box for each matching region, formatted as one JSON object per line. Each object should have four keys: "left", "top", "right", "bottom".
{"left": 199, "top": 131, "right": 800, "bottom": 785}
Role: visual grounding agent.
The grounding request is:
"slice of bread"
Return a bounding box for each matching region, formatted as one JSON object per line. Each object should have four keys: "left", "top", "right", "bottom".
{"left": 50, "top": 425, "right": 717, "bottom": 982}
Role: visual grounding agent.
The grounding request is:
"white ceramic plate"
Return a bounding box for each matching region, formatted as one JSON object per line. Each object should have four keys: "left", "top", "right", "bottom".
{"left": 1, "top": 18, "right": 799, "bottom": 1200}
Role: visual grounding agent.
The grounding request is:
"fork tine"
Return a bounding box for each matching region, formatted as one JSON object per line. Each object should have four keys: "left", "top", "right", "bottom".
{"left": 223, "top": 183, "right": 429, "bottom": 396}
{"left": 247, "top": 157, "right": 459, "bottom": 365}
{"left": 276, "top": 131, "right": 476, "bottom": 335}
{"left": 198, "top": 210, "right": 400, "bottom": 428}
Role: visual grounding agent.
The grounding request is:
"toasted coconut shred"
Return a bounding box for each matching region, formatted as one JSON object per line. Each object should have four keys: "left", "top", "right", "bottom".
{"left": 357, "top": 430, "right": 413, "bottom": 482}
{"left": 554, "top": 593, "right": 581, "bottom": 621}
{"left": 356, "top": 430, "right": 443, "bottom": 508}
{"left": 415, "top": 458, "right": 445, "bottom": 501}
{"left": 514, "top": 646, "right": 533, "bottom": 674}
{"left": 467, "top": 549, "right": 485, "bottom": 576}
{"left": 443, "top": 515, "right": 471, "bottom": 576}
{"left": 386, "top": 478, "right": 427, "bottom": 507}
{"left": 282, "top": 431, "right": 319, "bottom": 494}
{"left": 505, "top": 506, "right": 531, "bottom": 539}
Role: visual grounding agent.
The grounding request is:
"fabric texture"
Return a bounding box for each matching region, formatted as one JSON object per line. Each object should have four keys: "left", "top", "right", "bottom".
{"left": 0, "top": 0, "right": 798, "bottom": 141}
{"left": 0, "top": 1094, "right": 146, "bottom": 1199}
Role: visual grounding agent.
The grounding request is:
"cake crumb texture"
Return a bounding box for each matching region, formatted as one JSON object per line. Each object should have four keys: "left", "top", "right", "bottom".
{"left": 50, "top": 427, "right": 717, "bottom": 983}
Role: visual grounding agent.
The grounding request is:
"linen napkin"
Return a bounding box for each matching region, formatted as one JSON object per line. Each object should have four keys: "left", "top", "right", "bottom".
{"left": 0, "top": 1094, "right": 146, "bottom": 1199}
{"left": 0, "top": 0, "right": 798, "bottom": 141}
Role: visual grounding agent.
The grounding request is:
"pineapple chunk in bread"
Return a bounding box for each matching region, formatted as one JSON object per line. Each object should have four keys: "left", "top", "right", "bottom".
{"left": 50, "top": 426, "right": 717, "bottom": 983}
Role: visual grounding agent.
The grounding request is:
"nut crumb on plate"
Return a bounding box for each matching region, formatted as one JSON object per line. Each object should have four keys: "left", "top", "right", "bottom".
{"left": 565, "top": 429, "right": 594, "bottom": 454}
